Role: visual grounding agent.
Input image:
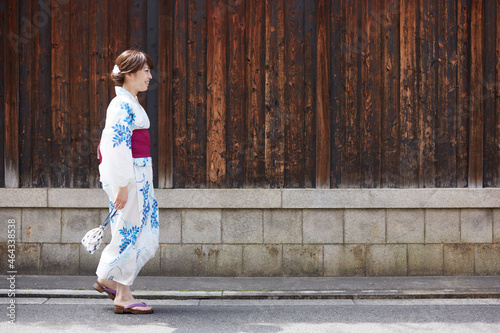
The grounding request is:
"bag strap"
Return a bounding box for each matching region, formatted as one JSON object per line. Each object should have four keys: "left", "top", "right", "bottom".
{"left": 102, "top": 208, "right": 118, "bottom": 229}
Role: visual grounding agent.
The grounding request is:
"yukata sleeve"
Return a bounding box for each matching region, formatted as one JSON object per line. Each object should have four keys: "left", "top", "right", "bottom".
{"left": 98, "top": 99, "right": 135, "bottom": 188}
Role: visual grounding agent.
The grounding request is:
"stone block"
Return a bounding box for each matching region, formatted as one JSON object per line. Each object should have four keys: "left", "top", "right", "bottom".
{"left": 203, "top": 245, "right": 243, "bottom": 276}
{"left": 182, "top": 209, "right": 221, "bottom": 243}
{"left": 283, "top": 245, "right": 324, "bottom": 277}
{"left": 387, "top": 209, "right": 424, "bottom": 243}
{"left": 48, "top": 189, "right": 108, "bottom": 208}
{"left": 282, "top": 188, "right": 500, "bottom": 209}
{"left": 160, "top": 244, "right": 204, "bottom": 276}
{"left": 461, "top": 209, "right": 493, "bottom": 243}
{"left": 0, "top": 209, "right": 22, "bottom": 242}
{"left": 494, "top": 209, "right": 500, "bottom": 243}
{"left": 61, "top": 209, "right": 101, "bottom": 243}
{"left": 366, "top": 245, "right": 407, "bottom": 276}
{"left": 0, "top": 188, "right": 47, "bottom": 207}
{"left": 222, "top": 209, "right": 263, "bottom": 244}
{"left": 324, "top": 245, "right": 365, "bottom": 277}
{"left": 425, "top": 209, "right": 460, "bottom": 243}
{"left": 41, "top": 243, "right": 79, "bottom": 275}
{"left": 156, "top": 189, "right": 281, "bottom": 209}
{"left": 407, "top": 244, "right": 443, "bottom": 276}
{"left": 159, "top": 209, "right": 182, "bottom": 244}
{"left": 139, "top": 248, "right": 162, "bottom": 276}
{"left": 475, "top": 244, "right": 500, "bottom": 275}
{"left": 303, "top": 209, "right": 343, "bottom": 244}
{"left": 263, "top": 210, "right": 302, "bottom": 243}
{"left": 79, "top": 243, "right": 107, "bottom": 275}
{"left": 242, "top": 244, "right": 282, "bottom": 276}
{"left": 22, "top": 208, "right": 62, "bottom": 243}
{"left": 444, "top": 244, "right": 474, "bottom": 276}
{"left": 345, "top": 209, "right": 385, "bottom": 244}
{"left": 16, "top": 243, "right": 41, "bottom": 274}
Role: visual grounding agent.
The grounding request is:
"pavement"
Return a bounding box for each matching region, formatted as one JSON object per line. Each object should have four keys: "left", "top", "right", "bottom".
{"left": 1, "top": 275, "right": 500, "bottom": 300}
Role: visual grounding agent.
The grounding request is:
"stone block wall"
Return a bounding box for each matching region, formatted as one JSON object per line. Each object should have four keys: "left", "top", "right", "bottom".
{"left": 1, "top": 188, "right": 500, "bottom": 277}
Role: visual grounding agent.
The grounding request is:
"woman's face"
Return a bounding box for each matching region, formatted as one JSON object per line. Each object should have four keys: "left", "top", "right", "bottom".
{"left": 126, "top": 64, "right": 152, "bottom": 93}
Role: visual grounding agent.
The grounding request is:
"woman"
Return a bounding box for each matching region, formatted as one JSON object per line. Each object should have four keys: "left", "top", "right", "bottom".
{"left": 93, "top": 50, "right": 159, "bottom": 314}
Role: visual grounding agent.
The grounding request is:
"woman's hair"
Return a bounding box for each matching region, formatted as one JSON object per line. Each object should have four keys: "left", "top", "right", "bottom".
{"left": 110, "top": 50, "right": 154, "bottom": 86}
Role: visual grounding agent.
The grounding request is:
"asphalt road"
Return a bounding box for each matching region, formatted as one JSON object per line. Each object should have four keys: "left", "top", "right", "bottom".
{"left": 2, "top": 298, "right": 500, "bottom": 332}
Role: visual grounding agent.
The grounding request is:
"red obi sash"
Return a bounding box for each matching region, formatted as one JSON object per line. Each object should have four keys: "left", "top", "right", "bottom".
{"left": 97, "top": 129, "right": 151, "bottom": 163}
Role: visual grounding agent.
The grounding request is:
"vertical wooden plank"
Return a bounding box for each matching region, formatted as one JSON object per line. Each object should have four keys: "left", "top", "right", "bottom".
{"left": 469, "top": 0, "right": 483, "bottom": 188}
{"left": 147, "top": 0, "right": 159, "bottom": 187}
{"left": 315, "top": 0, "right": 330, "bottom": 188}
{"left": 400, "top": 0, "right": 419, "bottom": 187}
{"left": 158, "top": 0, "right": 173, "bottom": 188}
{"left": 264, "top": 0, "right": 286, "bottom": 188}
{"left": 245, "top": 0, "right": 266, "bottom": 187}
{"left": 342, "top": 0, "right": 361, "bottom": 188}
{"left": 418, "top": 0, "right": 437, "bottom": 187}
{"left": 330, "top": 0, "right": 343, "bottom": 188}
{"left": 186, "top": 0, "right": 207, "bottom": 188}
{"left": 456, "top": 0, "right": 470, "bottom": 187}
{"left": 483, "top": 0, "right": 497, "bottom": 186}
{"left": 0, "top": 0, "right": 5, "bottom": 188}
{"left": 31, "top": 0, "right": 51, "bottom": 187}
{"left": 70, "top": 0, "right": 90, "bottom": 187}
{"left": 51, "top": 0, "right": 71, "bottom": 188}
{"left": 303, "top": 0, "right": 316, "bottom": 188}
{"left": 172, "top": 0, "right": 187, "bottom": 187}
{"left": 4, "top": 0, "right": 19, "bottom": 188}
{"left": 18, "top": 0, "right": 32, "bottom": 187}
{"left": 227, "top": 0, "right": 245, "bottom": 188}
{"left": 436, "top": 0, "right": 458, "bottom": 187}
{"left": 496, "top": 0, "right": 500, "bottom": 187}
{"left": 129, "top": 0, "right": 148, "bottom": 107}
{"left": 360, "top": 0, "right": 382, "bottom": 188}
{"left": 108, "top": 0, "right": 128, "bottom": 99}
{"left": 381, "top": 0, "right": 400, "bottom": 188}
{"left": 89, "top": 0, "right": 109, "bottom": 187}
{"left": 206, "top": 0, "right": 227, "bottom": 187}
{"left": 284, "top": 0, "right": 305, "bottom": 188}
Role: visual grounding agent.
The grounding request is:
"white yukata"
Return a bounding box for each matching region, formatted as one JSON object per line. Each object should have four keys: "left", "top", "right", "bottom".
{"left": 96, "top": 86, "right": 159, "bottom": 286}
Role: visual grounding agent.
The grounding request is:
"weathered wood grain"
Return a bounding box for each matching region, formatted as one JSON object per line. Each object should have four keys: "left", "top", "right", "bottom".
{"left": 400, "top": 0, "right": 419, "bottom": 188}
{"left": 330, "top": 0, "right": 344, "bottom": 188}
{"left": 469, "top": 0, "right": 484, "bottom": 188}
{"left": 315, "top": 0, "right": 330, "bottom": 189}
{"left": 18, "top": 0, "right": 32, "bottom": 187}
{"left": 0, "top": 0, "right": 5, "bottom": 187}
{"left": 227, "top": 0, "right": 246, "bottom": 188}
{"left": 342, "top": 0, "right": 361, "bottom": 188}
{"left": 361, "top": 0, "right": 382, "bottom": 188}
{"left": 158, "top": 0, "right": 173, "bottom": 188}
{"left": 4, "top": 0, "right": 18, "bottom": 188}
{"left": 50, "top": 0, "right": 71, "bottom": 188}
{"left": 187, "top": 0, "right": 207, "bottom": 188}
{"left": 418, "top": 0, "right": 437, "bottom": 187}
{"left": 245, "top": 0, "right": 266, "bottom": 187}
{"left": 483, "top": 0, "right": 497, "bottom": 186}
{"left": 381, "top": 0, "right": 400, "bottom": 188}
{"left": 456, "top": 0, "right": 470, "bottom": 187}
{"left": 172, "top": 0, "right": 188, "bottom": 188}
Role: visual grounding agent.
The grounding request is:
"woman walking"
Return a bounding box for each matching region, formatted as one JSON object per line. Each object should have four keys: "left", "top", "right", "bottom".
{"left": 94, "top": 50, "right": 159, "bottom": 314}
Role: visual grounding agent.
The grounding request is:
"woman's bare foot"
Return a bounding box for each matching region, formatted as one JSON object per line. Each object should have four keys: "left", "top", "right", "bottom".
{"left": 114, "top": 281, "right": 152, "bottom": 312}
{"left": 97, "top": 277, "right": 117, "bottom": 291}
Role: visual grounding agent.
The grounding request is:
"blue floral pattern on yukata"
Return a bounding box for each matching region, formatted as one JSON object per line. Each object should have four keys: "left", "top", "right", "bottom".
{"left": 111, "top": 102, "right": 134, "bottom": 148}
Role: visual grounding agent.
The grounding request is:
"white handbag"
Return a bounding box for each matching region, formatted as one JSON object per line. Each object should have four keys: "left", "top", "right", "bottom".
{"left": 81, "top": 209, "right": 117, "bottom": 254}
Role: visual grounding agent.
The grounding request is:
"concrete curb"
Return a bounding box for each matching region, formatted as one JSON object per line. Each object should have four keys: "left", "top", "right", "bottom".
{"left": 2, "top": 288, "right": 500, "bottom": 300}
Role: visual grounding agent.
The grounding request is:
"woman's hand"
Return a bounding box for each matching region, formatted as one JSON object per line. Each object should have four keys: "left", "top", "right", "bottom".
{"left": 113, "top": 186, "right": 128, "bottom": 210}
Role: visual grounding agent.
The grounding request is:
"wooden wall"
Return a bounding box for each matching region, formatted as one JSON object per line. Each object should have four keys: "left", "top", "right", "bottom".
{"left": 1, "top": 0, "right": 500, "bottom": 189}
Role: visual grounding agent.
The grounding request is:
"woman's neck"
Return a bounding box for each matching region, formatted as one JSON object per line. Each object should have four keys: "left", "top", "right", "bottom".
{"left": 122, "top": 83, "right": 138, "bottom": 99}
